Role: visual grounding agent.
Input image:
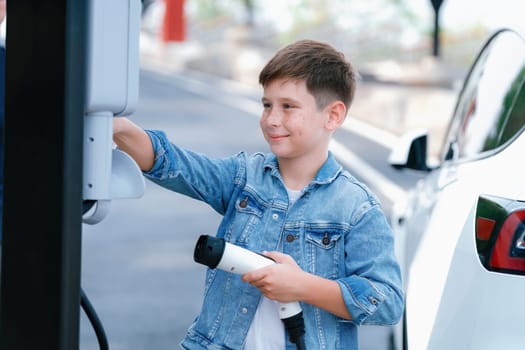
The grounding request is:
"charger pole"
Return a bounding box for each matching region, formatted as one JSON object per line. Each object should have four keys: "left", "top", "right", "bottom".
{"left": 0, "top": 0, "right": 87, "bottom": 349}
{"left": 430, "top": 0, "right": 444, "bottom": 57}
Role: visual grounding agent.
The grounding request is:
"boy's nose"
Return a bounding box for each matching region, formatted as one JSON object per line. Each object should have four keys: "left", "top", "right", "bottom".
{"left": 266, "top": 109, "right": 282, "bottom": 126}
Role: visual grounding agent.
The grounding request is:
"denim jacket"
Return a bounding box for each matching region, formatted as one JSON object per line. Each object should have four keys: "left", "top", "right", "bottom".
{"left": 144, "top": 130, "right": 404, "bottom": 350}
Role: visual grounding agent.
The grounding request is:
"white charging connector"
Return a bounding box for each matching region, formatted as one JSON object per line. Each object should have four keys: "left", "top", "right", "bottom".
{"left": 194, "top": 235, "right": 306, "bottom": 349}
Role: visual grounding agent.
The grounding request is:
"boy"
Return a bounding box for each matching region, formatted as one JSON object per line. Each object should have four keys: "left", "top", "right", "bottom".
{"left": 113, "top": 39, "right": 404, "bottom": 349}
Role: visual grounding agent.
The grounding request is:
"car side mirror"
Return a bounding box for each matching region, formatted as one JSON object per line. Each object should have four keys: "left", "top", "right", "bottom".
{"left": 388, "top": 129, "right": 432, "bottom": 172}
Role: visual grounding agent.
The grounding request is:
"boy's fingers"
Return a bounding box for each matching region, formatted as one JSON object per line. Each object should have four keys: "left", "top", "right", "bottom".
{"left": 242, "top": 269, "right": 265, "bottom": 283}
{"left": 263, "top": 251, "right": 290, "bottom": 264}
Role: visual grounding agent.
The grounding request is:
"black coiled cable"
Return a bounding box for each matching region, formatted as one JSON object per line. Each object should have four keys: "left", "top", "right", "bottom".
{"left": 80, "top": 287, "right": 109, "bottom": 350}
{"left": 282, "top": 312, "right": 307, "bottom": 350}
{"left": 81, "top": 200, "right": 109, "bottom": 350}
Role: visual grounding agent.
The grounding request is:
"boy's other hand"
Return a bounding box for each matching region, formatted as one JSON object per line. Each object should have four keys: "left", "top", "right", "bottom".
{"left": 242, "top": 251, "right": 307, "bottom": 303}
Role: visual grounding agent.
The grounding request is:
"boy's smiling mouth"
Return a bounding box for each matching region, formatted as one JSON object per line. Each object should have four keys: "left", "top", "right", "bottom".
{"left": 268, "top": 134, "right": 289, "bottom": 141}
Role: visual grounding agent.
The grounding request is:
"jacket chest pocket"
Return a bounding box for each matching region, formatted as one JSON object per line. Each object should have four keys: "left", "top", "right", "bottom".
{"left": 305, "top": 228, "right": 342, "bottom": 279}
{"left": 228, "top": 191, "right": 264, "bottom": 245}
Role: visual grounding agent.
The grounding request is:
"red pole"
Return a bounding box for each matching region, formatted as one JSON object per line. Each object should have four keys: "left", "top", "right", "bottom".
{"left": 162, "top": 0, "right": 185, "bottom": 42}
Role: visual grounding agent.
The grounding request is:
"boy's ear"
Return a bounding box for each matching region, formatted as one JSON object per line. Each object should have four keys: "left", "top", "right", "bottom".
{"left": 325, "top": 101, "right": 346, "bottom": 131}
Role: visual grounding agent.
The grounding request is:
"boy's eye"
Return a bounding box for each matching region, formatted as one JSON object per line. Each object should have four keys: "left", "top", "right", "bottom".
{"left": 262, "top": 102, "right": 271, "bottom": 109}
{"left": 283, "top": 103, "right": 295, "bottom": 109}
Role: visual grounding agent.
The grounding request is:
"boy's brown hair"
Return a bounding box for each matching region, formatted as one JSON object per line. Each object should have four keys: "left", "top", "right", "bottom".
{"left": 259, "top": 39, "right": 357, "bottom": 113}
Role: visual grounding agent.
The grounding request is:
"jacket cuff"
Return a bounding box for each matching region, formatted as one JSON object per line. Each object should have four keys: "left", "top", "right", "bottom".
{"left": 143, "top": 129, "right": 170, "bottom": 177}
{"left": 337, "top": 276, "right": 385, "bottom": 325}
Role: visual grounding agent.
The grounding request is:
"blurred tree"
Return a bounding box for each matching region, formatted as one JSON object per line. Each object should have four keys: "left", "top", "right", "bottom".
{"left": 191, "top": 0, "right": 253, "bottom": 25}
{"left": 242, "top": 0, "right": 254, "bottom": 26}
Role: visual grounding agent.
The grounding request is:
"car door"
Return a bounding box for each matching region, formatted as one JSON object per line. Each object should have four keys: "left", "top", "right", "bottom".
{"left": 405, "top": 28, "right": 525, "bottom": 350}
{"left": 401, "top": 28, "right": 525, "bottom": 273}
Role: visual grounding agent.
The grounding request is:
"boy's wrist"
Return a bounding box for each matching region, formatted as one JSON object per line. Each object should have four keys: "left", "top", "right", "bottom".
{"left": 113, "top": 117, "right": 128, "bottom": 136}
{"left": 296, "top": 270, "right": 316, "bottom": 302}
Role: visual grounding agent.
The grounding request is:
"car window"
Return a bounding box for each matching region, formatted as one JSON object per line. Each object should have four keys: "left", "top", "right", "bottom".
{"left": 441, "top": 30, "right": 525, "bottom": 161}
{"left": 497, "top": 68, "right": 525, "bottom": 146}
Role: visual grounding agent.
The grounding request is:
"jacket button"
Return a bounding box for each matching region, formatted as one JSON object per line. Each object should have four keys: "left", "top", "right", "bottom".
{"left": 241, "top": 307, "right": 248, "bottom": 314}
{"left": 239, "top": 197, "right": 248, "bottom": 208}
{"left": 286, "top": 234, "right": 295, "bottom": 242}
{"left": 322, "top": 233, "right": 330, "bottom": 245}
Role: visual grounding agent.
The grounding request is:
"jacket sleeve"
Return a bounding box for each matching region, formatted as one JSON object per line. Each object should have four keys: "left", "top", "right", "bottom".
{"left": 336, "top": 202, "right": 405, "bottom": 326}
{"left": 142, "top": 129, "right": 246, "bottom": 215}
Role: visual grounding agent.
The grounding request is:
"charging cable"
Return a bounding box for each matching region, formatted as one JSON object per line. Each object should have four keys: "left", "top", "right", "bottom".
{"left": 80, "top": 287, "right": 109, "bottom": 350}
{"left": 81, "top": 200, "right": 109, "bottom": 350}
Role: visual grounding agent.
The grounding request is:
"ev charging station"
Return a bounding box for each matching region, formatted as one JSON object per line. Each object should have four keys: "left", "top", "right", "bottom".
{"left": 83, "top": 0, "right": 144, "bottom": 224}
{"left": 1, "top": 1, "right": 144, "bottom": 348}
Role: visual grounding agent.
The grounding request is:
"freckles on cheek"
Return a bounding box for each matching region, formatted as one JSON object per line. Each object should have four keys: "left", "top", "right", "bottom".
{"left": 292, "top": 119, "right": 305, "bottom": 136}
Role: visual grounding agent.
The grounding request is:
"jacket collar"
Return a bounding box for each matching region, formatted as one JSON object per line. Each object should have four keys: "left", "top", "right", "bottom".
{"left": 263, "top": 151, "right": 343, "bottom": 185}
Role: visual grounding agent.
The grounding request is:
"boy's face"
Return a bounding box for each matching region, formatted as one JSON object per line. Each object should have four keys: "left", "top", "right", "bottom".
{"left": 260, "top": 78, "right": 334, "bottom": 163}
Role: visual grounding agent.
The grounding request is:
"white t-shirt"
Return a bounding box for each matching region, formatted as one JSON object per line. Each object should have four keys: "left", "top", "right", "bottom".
{"left": 243, "top": 188, "right": 302, "bottom": 350}
{"left": 244, "top": 297, "right": 285, "bottom": 350}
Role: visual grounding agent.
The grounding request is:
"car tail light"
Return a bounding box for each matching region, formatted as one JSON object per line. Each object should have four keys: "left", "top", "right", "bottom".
{"left": 476, "top": 195, "right": 525, "bottom": 275}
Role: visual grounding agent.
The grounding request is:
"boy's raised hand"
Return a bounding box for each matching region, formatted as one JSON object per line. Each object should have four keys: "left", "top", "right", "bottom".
{"left": 113, "top": 117, "right": 155, "bottom": 171}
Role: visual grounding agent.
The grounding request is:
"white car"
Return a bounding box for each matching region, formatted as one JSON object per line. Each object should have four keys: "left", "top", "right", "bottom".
{"left": 388, "top": 28, "right": 525, "bottom": 350}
